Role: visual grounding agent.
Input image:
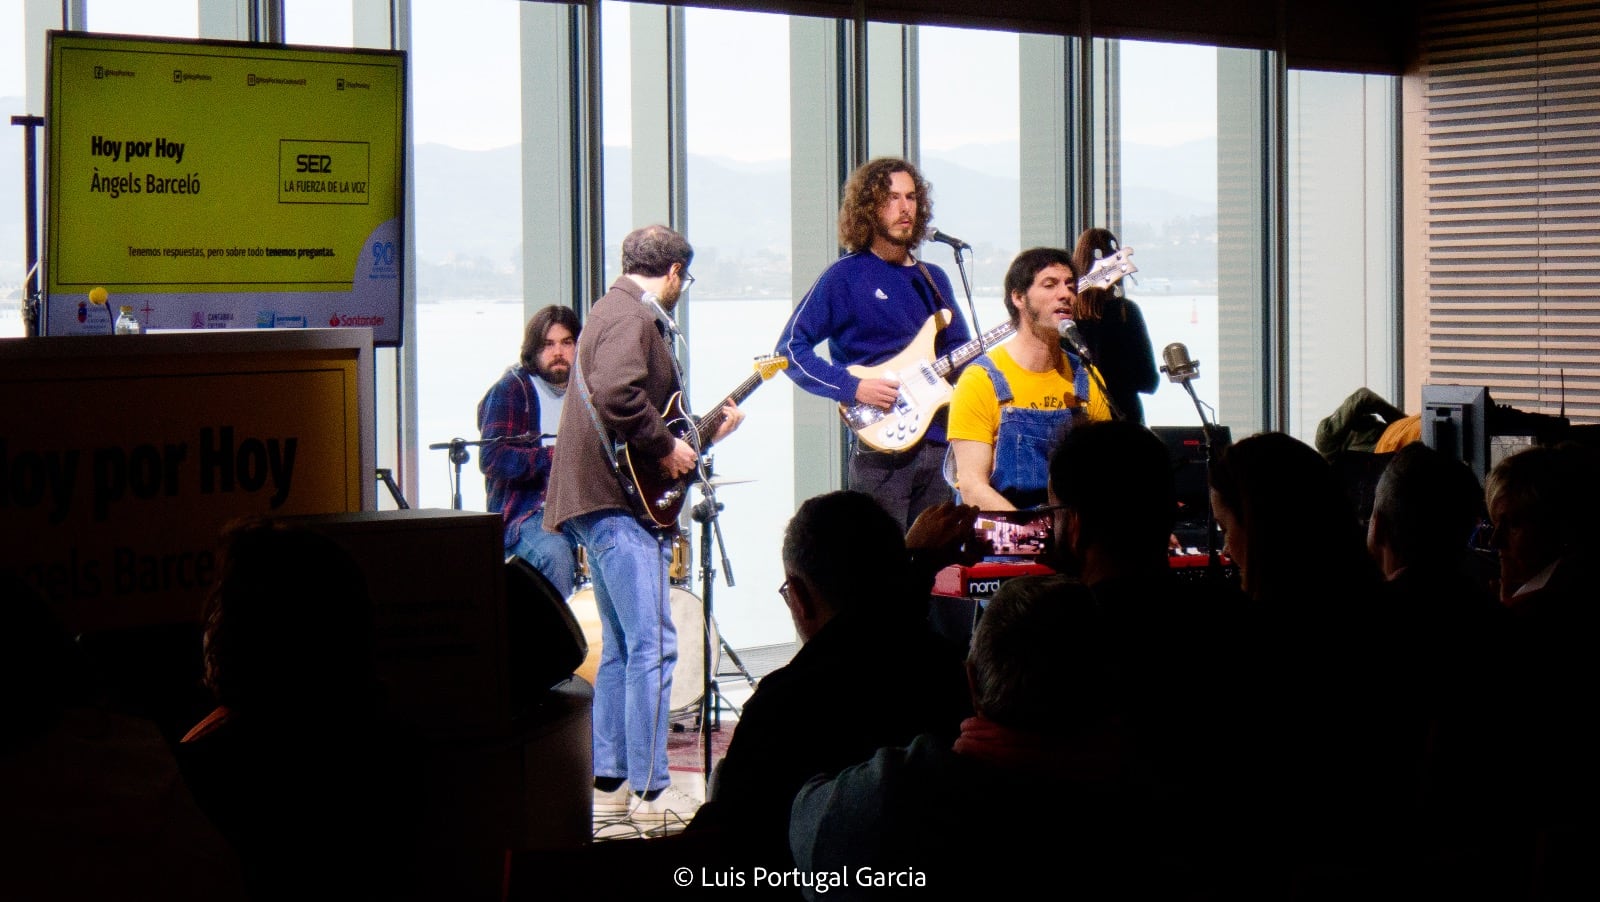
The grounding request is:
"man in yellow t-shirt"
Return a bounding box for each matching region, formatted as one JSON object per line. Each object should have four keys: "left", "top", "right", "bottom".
{"left": 948, "top": 247, "right": 1112, "bottom": 510}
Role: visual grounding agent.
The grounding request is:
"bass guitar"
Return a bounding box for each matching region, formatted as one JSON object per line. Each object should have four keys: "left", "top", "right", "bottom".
{"left": 619, "top": 354, "right": 788, "bottom": 528}
{"left": 840, "top": 246, "right": 1137, "bottom": 452}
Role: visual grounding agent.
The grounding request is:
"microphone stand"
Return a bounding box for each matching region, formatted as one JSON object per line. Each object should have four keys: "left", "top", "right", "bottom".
{"left": 934, "top": 244, "right": 983, "bottom": 335}
{"left": 426, "top": 432, "right": 545, "bottom": 510}
{"left": 1058, "top": 329, "right": 1127, "bottom": 422}
{"left": 687, "top": 455, "right": 758, "bottom": 781}
{"left": 1170, "top": 372, "right": 1224, "bottom": 579}
{"left": 375, "top": 468, "right": 410, "bottom": 509}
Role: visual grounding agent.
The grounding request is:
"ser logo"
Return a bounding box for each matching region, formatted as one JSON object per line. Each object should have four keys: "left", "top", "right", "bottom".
{"left": 295, "top": 154, "right": 333, "bottom": 173}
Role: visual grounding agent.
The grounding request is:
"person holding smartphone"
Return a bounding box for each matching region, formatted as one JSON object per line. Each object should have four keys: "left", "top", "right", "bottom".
{"left": 947, "top": 247, "right": 1112, "bottom": 510}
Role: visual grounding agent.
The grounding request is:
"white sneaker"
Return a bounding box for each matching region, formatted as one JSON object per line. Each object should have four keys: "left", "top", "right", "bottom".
{"left": 628, "top": 785, "right": 700, "bottom": 825}
{"left": 593, "top": 783, "right": 631, "bottom": 818}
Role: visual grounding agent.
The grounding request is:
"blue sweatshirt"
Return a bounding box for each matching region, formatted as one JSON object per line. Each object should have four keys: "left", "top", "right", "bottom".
{"left": 776, "top": 252, "right": 972, "bottom": 444}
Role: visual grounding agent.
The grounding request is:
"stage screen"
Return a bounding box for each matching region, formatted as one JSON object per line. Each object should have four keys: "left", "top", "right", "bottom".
{"left": 44, "top": 32, "right": 406, "bottom": 345}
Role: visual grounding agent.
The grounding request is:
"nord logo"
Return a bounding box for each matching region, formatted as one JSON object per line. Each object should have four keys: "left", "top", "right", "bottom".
{"left": 295, "top": 154, "right": 333, "bottom": 173}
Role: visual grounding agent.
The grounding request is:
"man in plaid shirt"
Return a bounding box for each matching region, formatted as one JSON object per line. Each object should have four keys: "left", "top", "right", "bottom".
{"left": 477, "top": 304, "right": 581, "bottom": 596}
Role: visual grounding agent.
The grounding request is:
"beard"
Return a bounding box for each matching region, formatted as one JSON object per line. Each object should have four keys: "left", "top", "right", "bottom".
{"left": 875, "top": 219, "right": 916, "bottom": 248}
{"left": 535, "top": 359, "right": 571, "bottom": 387}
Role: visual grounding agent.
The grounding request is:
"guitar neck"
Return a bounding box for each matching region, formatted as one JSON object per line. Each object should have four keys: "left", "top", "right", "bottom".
{"left": 695, "top": 370, "right": 766, "bottom": 446}
{"left": 933, "top": 321, "right": 1018, "bottom": 378}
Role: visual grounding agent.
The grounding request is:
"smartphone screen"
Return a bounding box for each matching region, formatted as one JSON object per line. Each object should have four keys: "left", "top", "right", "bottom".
{"left": 972, "top": 508, "right": 1054, "bottom": 562}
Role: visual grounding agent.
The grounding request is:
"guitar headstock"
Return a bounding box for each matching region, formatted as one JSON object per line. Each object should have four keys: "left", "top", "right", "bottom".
{"left": 1079, "top": 246, "right": 1138, "bottom": 291}
{"left": 753, "top": 353, "right": 789, "bottom": 381}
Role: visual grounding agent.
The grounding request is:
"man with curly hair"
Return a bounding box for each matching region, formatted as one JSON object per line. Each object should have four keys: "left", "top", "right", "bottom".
{"left": 776, "top": 157, "right": 973, "bottom": 528}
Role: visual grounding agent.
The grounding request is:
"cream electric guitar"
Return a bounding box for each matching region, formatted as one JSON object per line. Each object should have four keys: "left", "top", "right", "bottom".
{"left": 839, "top": 246, "right": 1137, "bottom": 452}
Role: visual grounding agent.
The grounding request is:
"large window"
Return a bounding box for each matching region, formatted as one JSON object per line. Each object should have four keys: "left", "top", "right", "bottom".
{"left": 2, "top": 9, "right": 28, "bottom": 338}
{"left": 1110, "top": 40, "right": 1230, "bottom": 431}
{"left": 86, "top": 1, "right": 197, "bottom": 37}
{"left": 600, "top": 2, "right": 633, "bottom": 286}
{"left": 1286, "top": 70, "right": 1399, "bottom": 438}
{"left": 681, "top": 7, "right": 796, "bottom": 647}
{"left": 916, "top": 26, "right": 1021, "bottom": 339}
{"left": 410, "top": 0, "right": 524, "bottom": 512}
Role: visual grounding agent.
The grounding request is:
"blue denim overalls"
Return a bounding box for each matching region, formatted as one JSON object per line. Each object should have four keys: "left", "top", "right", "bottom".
{"left": 955, "top": 352, "right": 1089, "bottom": 509}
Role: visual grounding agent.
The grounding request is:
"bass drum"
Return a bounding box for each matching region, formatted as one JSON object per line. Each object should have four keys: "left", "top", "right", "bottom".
{"left": 566, "top": 585, "right": 720, "bottom": 714}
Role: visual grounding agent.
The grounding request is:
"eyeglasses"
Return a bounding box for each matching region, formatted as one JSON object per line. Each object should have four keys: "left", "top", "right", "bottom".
{"left": 777, "top": 580, "right": 790, "bottom": 602}
{"left": 680, "top": 271, "right": 696, "bottom": 288}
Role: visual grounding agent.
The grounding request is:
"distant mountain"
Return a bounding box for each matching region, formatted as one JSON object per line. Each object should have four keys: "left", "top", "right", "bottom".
{"left": 1122, "top": 138, "right": 1217, "bottom": 202}
{"left": 0, "top": 129, "right": 1220, "bottom": 296}
{"left": 927, "top": 141, "right": 1020, "bottom": 181}
{"left": 412, "top": 143, "right": 523, "bottom": 266}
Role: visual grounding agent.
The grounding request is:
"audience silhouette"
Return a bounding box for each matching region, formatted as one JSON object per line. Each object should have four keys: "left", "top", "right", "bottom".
{"left": 175, "top": 519, "right": 428, "bottom": 901}
{"left": 790, "top": 574, "right": 1129, "bottom": 899}
{"left": 1, "top": 573, "right": 245, "bottom": 902}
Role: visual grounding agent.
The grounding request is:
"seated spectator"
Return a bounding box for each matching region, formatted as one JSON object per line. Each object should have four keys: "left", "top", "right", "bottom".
{"left": 1486, "top": 443, "right": 1593, "bottom": 609}
{"left": 789, "top": 575, "right": 1129, "bottom": 899}
{"left": 1210, "top": 432, "right": 1414, "bottom": 896}
{"left": 1368, "top": 443, "right": 1517, "bottom": 894}
{"left": 1369, "top": 443, "right": 1504, "bottom": 696}
{"left": 1047, "top": 419, "right": 1252, "bottom": 896}
{"left": 1486, "top": 443, "right": 1599, "bottom": 899}
{"left": 0, "top": 573, "right": 244, "bottom": 902}
{"left": 685, "top": 492, "right": 972, "bottom": 875}
{"left": 175, "top": 520, "right": 428, "bottom": 901}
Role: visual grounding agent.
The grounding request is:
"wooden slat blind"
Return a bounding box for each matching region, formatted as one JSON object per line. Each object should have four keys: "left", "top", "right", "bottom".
{"left": 1420, "top": 0, "right": 1600, "bottom": 423}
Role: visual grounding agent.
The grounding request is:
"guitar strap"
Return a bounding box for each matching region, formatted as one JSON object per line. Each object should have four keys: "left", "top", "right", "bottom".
{"left": 914, "top": 259, "right": 952, "bottom": 317}
{"left": 570, "top": 347, "right": 639, "bottom": 504}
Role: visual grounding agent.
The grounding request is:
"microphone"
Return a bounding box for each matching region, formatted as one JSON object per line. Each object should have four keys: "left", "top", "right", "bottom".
{"left": 1159, "top": 342, "right": 1200, "bottom": 384}
{"left": 924, "top": 226, "right": 972, "bottom": 251}
{"left": 1056, "top": 318, "right": 1091, "bottom": 360}
{"left": 641, "top": 292, "right": 682, "bottom": 340}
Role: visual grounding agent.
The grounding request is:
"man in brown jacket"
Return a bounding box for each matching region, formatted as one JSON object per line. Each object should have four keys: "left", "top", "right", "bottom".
{"left": 544, "top": 224, "right": 742, "bottom": 825}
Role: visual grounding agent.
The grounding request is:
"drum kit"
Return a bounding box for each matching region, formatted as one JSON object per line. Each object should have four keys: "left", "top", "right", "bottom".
{"left": 564, "top": 474, "right": 756, "bottom": 723}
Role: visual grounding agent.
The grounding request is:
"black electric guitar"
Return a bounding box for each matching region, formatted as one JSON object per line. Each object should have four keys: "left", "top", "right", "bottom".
{"left": 618, "top": 354, "right": 788, "bottom": 528}
{"left": 839, "top": 246, "right": 1137, "bottom": 451}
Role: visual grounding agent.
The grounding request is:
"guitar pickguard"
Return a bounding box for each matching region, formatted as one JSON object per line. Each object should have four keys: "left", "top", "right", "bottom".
{"left": 845, "top": 364, "right": 954, "bottom": 452}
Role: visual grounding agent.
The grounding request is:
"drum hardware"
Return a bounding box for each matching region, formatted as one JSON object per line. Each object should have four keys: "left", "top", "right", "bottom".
{"left": 687, "top": 458, "right": 760, "bottom": 781}
{"left": 565, "top": 583, "right": 720, "bottom": 715}
{"left": 573, "top": 532, "right": 692, "bottom": 591}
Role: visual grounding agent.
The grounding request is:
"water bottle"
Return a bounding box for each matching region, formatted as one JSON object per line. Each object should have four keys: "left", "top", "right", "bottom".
{"left": 114, "top": 305, "right": 142, "bottom": 335}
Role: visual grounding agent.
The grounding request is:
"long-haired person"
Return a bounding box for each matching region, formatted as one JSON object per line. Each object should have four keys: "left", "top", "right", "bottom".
{"left": 776, "top": 157, "right": 973, "bottom": 529}
{"left": 1070, "top": 228, "right": 1157, "bottom": 424}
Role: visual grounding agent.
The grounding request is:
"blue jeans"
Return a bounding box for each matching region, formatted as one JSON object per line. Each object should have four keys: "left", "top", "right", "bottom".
{"left": 561, "top": 508, "right": 676, "bottom": 792}
{"left": 511, "top": 509, "right": 577, "bottom": 598}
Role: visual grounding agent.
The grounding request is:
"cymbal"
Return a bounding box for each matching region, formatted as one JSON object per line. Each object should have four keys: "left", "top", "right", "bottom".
{"left": 704, "top": 476, "right": 755, "bottom": 487}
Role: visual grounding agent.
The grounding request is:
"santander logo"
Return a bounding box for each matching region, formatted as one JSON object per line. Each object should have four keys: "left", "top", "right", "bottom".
{"left": 328, "top": 313, "right": 385, "bottom": 327}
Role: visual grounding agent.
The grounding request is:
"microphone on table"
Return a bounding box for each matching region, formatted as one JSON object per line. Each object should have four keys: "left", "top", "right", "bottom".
{"left": 1159, "top": 342, "right": 1200, "bottom": 384}
{"left": 923, "top": 226, "right": 972, "bottom": 251}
